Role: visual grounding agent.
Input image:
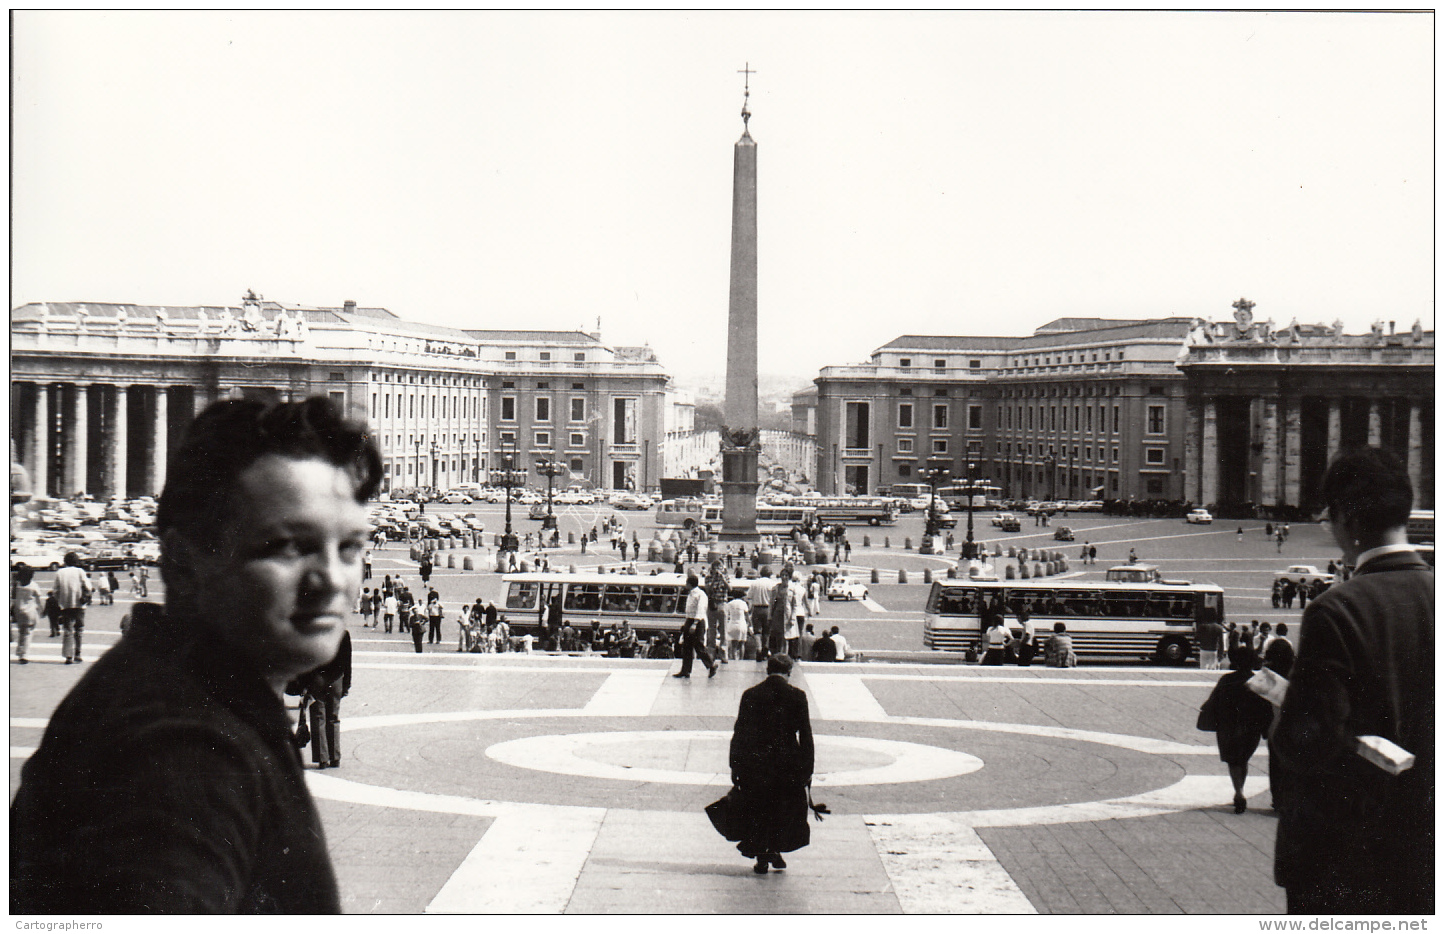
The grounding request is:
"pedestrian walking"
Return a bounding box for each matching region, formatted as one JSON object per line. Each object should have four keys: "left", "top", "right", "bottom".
{"left": 427, "top": 591, "right": 443, "bottom": 644}
{"left": 409, "top": 606, "right": 426, "bottom": 653}
{"left": 1272, "top": 448, "right": 1433, "bottom": 914}
{"left": 1196, "top": 645, "right": 1272, "bottom": 814}
{"left": 672, "top": 575, "right": 717, "bottom": 679}
{"left": 289, "top": 630, "right": 352, "bottom": 770}
{"left": 981, "top": 616, "right": 1011, "bottom": 665}
{"left": 53, "top": 553, "right": 91, "bottom": 664}
{"left": 728, "top": 653, "right": 814, "bottom": 874}
{"left": 11, "top": 564, "right": 42, "bottom": 665}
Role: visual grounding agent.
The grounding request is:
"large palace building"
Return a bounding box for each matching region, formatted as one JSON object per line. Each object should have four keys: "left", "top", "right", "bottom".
{"left": 10, "top": 295, "right": 674, "bottom": 500}
{"left": 807, "top": 305, "right": 1433, "bottom": 512}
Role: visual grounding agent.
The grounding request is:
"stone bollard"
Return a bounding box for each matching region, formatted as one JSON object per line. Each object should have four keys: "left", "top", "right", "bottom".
{"left": 871, "top": 567, "right": 880, "bottom": 584}
{"left": 570, "top": 565, "right": 577, "bottom": 574}
{"left": 1020, "top": 563, "right": 1031, "bottom": 579}
{"left": 904, "top": 537, "right": 913, "bottom": 551}
{"left": 447, "top": 553, "right": 456, "bottom": 569}
{"left": 897, "top": 568, "right": 909, "bottom": 584}
{"left": 569, "top": 531, "right": 576, "bottom": 544}
{"left": 862, "top": 535, "right": 870, "bottom": 548}
{"left": 1005, "top": 564, "right": 1016, "bottom": 579}
{"left": 1034, "top": 562, "right": 1044, "bottom": 578}
{"left": 1059, "top": 559, "right": 1069, "bottom": 572}
{"left": 463, "top": 556, "right": 474, "bottom": 570}
{"left": 1045, "top": 561, "right": 1055, "bottom": 575}
{"left": 884, "top": 536, "right": 890, "bottom": 548}
{"left": 946, "top": 567, "right": 957, "bottom": 579}
{"left": 923, "top": 568, "right": 933, "bottom": 584}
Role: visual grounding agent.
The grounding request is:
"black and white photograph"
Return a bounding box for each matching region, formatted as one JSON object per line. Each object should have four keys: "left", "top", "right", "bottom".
{"left": 9, "top": 10, "right": 1433, "bottom": 922}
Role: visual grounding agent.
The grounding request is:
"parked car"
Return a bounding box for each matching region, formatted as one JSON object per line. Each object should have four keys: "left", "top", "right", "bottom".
{"left": 1025, "top": 502, "right": 1060, "bottom": 516}
{"left": 83, "top": 548, "right": 136, "bottom": 572}
{"left": 439, "top": 490, "right": 474, "bottom": 504}
{"left": 826, "top": 576, "right": 869, "bottom": 601}
{"left": 991, "top": 512, "right": 1019, "bottom": 528}
{"left": 1185, "top": 509, "right": 1213, "bottom": 524}
{"left": 528, "top": 503, "right": 552, "bottom": 520}
{"left": 10, "top": 546, "right": 65, "bottom": 571}
{"left": 1053, "top": 526, "right": 1075, "bottom": 542}
{"left": 611, "top": 493, "right": 648, "bottom": 510}
{"left": 997, "top": 515, "right": 1022, "bottom": 532}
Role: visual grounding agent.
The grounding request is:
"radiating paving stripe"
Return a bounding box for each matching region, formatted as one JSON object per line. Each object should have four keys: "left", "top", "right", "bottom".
{"left": 804, "top": 672, "right": 890, "bottom": 721}
{"left": 305, "top": 772, "right": 603, "bottom": 914}
{"left": 867, "top": 816, "right": 1036, "bottom": 913}
{"left": 581, "top": 669, "right": 668, "bottom": 716}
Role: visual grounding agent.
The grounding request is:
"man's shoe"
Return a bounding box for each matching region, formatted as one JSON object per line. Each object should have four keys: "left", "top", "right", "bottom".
{"left": 672, "top": 672, "right": 689, "bottom": 679}
{"left": 753, "top": 859, "right": 769, "bottom": 874}
{"left": 769, "top": 854, "right": 786, "bottom": 870}
{"left": 18, "top": 658, "right": 27, "bottom": 665}
{"left": 329, "top": 759, "right": 340, "bottom": 768}
{"left": 64, "top": 658, "right": 73, "bottom": 664}
{"left": 708, "top": 664, "right": 719, "bottom": 678}
{"left": 1233, "top": 795, "right": 1248, "bottom": 814}
{"left": 74, "top": 657, "right": 82, "bottom": 663}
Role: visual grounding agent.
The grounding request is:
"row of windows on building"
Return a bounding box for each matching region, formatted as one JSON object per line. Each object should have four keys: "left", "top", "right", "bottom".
{"left": 842, "top": 401, "right": 1168, "bottom": 449}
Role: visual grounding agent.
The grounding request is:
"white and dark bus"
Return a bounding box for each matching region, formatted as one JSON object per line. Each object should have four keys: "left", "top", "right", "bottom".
{"left": 923, "top": 576, "right": 1226, "bottom": 665}
{"left": 806, "top": 498, "right": 898, "bottom": 526}
{"left": 937, "top": 481, "right": 1003, "bottom": 510}
{"left": 653, "top": 500, "right": 816, "bottom": 533}
{"left": 499, "top": 571, "right": 751, "bottom": 638}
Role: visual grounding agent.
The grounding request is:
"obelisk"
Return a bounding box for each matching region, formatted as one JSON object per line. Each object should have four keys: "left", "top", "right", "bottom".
{"left": 719, "top": 65, "right": 761, "bottom": 543}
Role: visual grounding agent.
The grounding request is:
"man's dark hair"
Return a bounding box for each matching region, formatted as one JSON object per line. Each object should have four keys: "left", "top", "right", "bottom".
{"left": 1321, "top": 447, "right": 1413, "bottom": 533}
{"left": 63, "top": 552, "right": 82, "bottom": 568}
{"left": 686, "top": 575, "right": 698, "bottom": 589}
{"left": 1276, "top": 623, "right": 1289, "bottom": 637}
{"left": 158, "top": 396, "right": 381, "bottom": 543}
{"left": 1053, "top": 622, "right": 1067, "bottom": 633}
{"left": 14, "top": 565, "right": 34, "bottom": 586}
{"left": 766, "top": 653, "right": 794, "bottom": 675}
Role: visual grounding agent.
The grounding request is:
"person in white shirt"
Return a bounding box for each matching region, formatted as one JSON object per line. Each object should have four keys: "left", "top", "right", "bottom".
{"left": 673, "top": 575, "right": 717, "bottom": 679}
{"left": 724, "top": 594, "right": 751, "bottom": 662}
{"left": 829, "top": 625, "right": 849, "bottom": 662}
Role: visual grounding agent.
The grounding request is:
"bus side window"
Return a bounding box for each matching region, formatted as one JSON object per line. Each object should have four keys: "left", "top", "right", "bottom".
{"left": 565, "top": 583, "right": 603, "bottom": 612}
{"left": 602, "top": 585, "right": 640, "bottom": 613}
{"left": 639, "top": 585, "right": 676, "bottom": 614}
{"left": 506, "top": 582, "right": 538, "bottom": 610}
{"left": 938, "top": 588, "right": 977, "bottom": 616}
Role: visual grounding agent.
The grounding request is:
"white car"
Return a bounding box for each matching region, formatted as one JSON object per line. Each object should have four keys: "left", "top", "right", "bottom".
{"left": 991, "top": 512, "right": 1019, "bottom": 528}
{"left": 439, "top": 490, "right": 474, "bottom": 504}
{"left": 1276, "top": 565, "right": 1335, "bottom": 586}
{"left": 10, "top": 545, "right": 65, "bottom": 571}
{"left": 1185, "top": 509, "right": 1213, "bottom": 524}
{"left": 826, "top": 577, "right": 869, "bottom": 601}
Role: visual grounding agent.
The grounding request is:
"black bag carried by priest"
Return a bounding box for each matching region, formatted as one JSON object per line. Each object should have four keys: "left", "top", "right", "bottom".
{"left": 705, "top": 786, "right": 744, "bottom": 842}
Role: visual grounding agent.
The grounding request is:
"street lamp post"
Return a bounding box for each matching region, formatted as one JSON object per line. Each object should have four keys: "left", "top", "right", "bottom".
{"left": 413, "top": 438, "right": 422, "bottom": 491}
{"left": 1046, "top": 450, "right": 1057, "bottom": 502}
{"left": 492, "top": 442, "right": 519, "bottom": 554}
{"left": 920, "top": 459, "right": 949, "bottom": 555}
{"left": 537, "top": 457, "right": 561, "bottom": 531}
{"left": 962, "top": 450, "right": 978, "bottom": 560}
{"left": 430, "top": 440, "right": 439, "bottom": 491}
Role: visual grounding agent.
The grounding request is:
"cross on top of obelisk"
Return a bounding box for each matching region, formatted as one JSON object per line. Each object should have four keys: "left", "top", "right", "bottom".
{"left": 739, "top": 62, "right": 755, "bottom": 128}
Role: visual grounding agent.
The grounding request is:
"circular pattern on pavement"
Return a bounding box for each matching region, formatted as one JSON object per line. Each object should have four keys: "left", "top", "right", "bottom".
{"left": 484, "top": 729, "right": 985, "bottom": 787}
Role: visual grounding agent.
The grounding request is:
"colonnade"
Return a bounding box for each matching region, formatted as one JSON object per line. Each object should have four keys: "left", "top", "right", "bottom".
{"left": 1185, "top": 395, "right": 1431, "bottom": 510}
{"left": 12, "top": 381, "right": 199, "bottom": 500}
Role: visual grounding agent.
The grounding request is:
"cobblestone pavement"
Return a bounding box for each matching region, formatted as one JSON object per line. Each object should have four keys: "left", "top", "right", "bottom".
{"left": 11, "top": 583, "right": 1288, "bottom": 916}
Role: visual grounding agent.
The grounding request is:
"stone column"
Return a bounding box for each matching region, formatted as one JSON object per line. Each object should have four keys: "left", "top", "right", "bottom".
{"left": 1260, "top": 399, "right": 1279, "bottom": 506}
{"left": 1184, "top": 403, "right": 1201, "bottom": 504}
{"left": 1327, "top": 400, "right": 1341, "bottom": 461}
{"left": 1201, "top": 401, "right": 1218, "bottom": 506}
{"left": 1407, "top": 403, "right": 1423, "bottom": 502}
{"left": 70, "top": 384, "right": 89, "bottom": 497}
{"left": 30, "top": 383, "right": 50, "bottom": 499}
{"left": 110, "top": 386, "right": 129, "bottom": 500}
{"left": 1283, "top": 400, "right": 1301, "bottom": 508}
{"left": 151, "top": 386, "right": 168, "bottom": 495}
{"left": 720, "top": 102, "right": 760, "bottom": 541}
{"left": 1367, "top": 402, "right": 1382, "bottom": 447}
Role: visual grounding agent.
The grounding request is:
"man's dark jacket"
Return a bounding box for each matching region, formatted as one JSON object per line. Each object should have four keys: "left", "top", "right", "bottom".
{"left": 1271, "top": 550, "right": 1433, "bottom": 911}
{"left": 10, "top": 603, "right": 341, "bottom": 913}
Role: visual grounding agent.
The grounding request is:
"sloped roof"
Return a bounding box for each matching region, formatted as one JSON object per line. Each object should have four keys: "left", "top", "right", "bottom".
{"left": 463, "top": 329, "right": 602, "bottom": 344}
{"left": 1032, "top": 317, "right": 1149, "bottom": 334}
{"left": 874, "top": 335, "right": 1019, "bottom": 352}
{"left": 1016, "top": 318, "right": 1195, "bottom": 348}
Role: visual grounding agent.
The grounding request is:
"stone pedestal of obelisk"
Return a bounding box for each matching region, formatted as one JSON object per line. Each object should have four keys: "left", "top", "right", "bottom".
{"left": 718, "top": 114, "right": 761, "bottom": 543}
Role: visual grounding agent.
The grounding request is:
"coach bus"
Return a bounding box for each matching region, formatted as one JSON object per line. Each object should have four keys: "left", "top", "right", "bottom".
{"left": 922, "top": 576, "right": 1225, "bottom": 665}
{"left": 937, "top": 481, "right": 1002, "bottom": 511}
{"left": 499, "top": 571, "right": 749, "bottom": 639}
{"left": 653, "top": 500, "right": 816, "bottom": 533}
{"left": 807, "top": 498, "right": 898, "bottom": 526}
{"left": 1407, "top": 510, "right": 1434, "bottom": 546}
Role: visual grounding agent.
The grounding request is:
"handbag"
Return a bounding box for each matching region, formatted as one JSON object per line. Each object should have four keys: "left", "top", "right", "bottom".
{"left": 1196, "top": 690, "right": 1219, "bottom": 732}
{"left": 705, "top": 786, "right": 744, "bottom": 842}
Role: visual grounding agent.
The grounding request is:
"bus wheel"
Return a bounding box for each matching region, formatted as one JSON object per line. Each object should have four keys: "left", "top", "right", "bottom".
{"left": 1155, "top": 637, "right": 1190, "bottom": 666}
{"left": 869, "top": 517, "right": 881, "bottom": 526}
{"left": 682, "top": 518, "right": 696, "bottom": 531}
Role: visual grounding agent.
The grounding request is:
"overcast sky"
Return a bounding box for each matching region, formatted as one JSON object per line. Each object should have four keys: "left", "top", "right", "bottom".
{"left": 11, "top": 11, "right": 1433, "bottom": 384}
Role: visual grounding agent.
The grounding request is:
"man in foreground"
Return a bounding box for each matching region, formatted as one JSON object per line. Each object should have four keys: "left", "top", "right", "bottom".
{"left": 11, "top": 396, "right": 380, "bottom": 913}
{"left": 729, "top": 653, "right": 814, "bottom": 874}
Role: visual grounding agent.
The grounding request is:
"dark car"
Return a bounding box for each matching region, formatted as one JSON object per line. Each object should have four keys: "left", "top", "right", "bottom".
{"left": 1053, "top": 526, "right": 1075, "bottom": 542}
{"left": 998, "top": 516, "right": 1022, "bottom": 532}
{"left": 83, "top": 550, "right": 135, "bottom": 572}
